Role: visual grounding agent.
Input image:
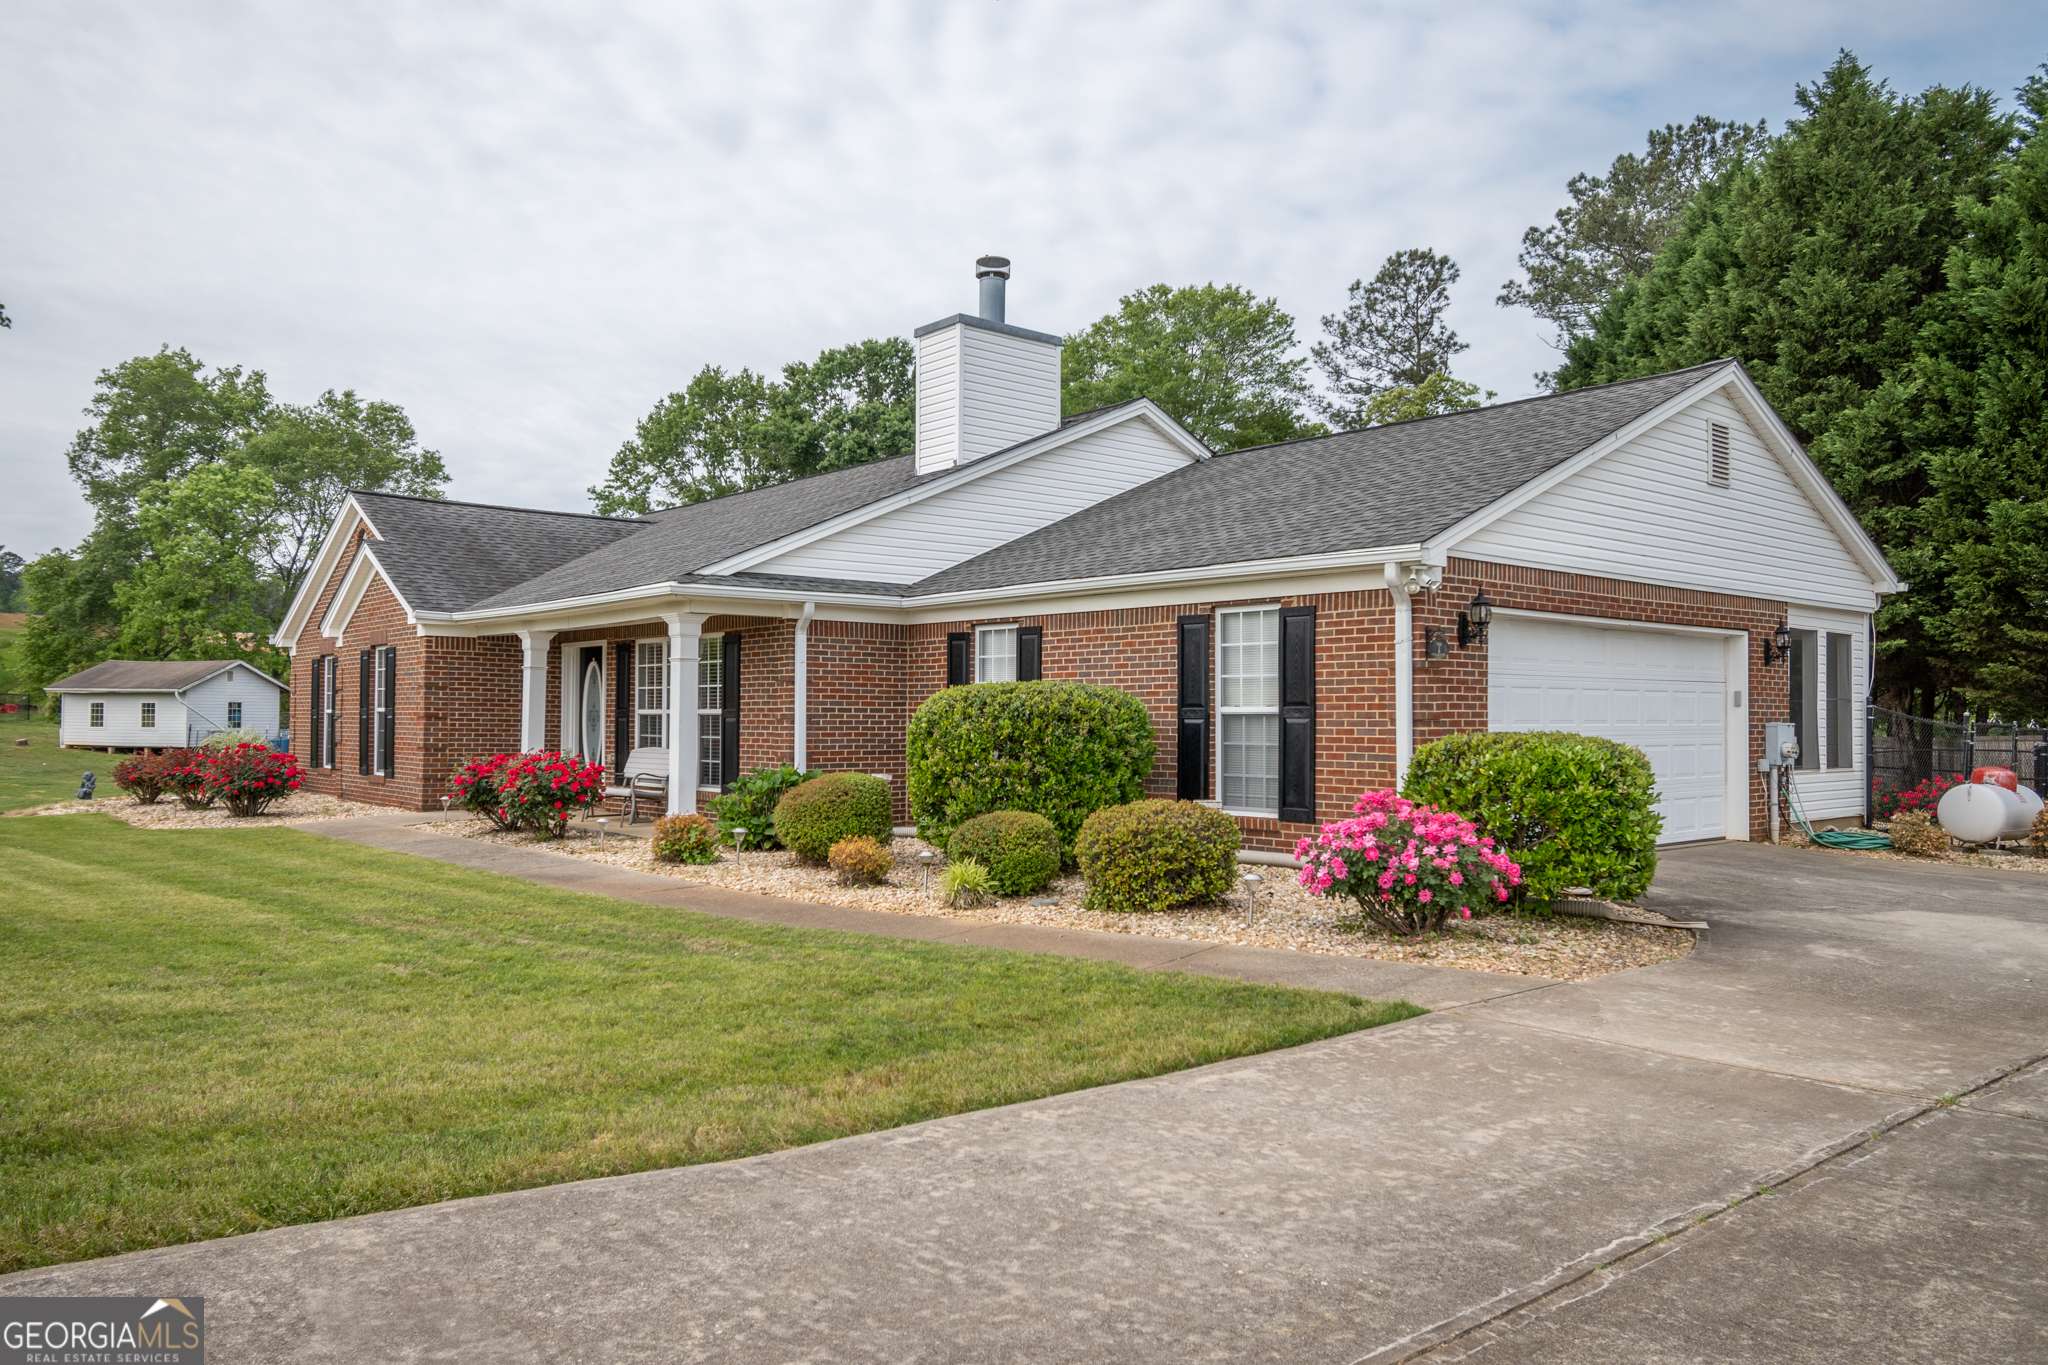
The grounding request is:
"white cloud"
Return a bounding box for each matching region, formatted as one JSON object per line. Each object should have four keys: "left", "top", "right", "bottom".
{"left": 1, "top": 0, "right": 2039, "bottom": 555}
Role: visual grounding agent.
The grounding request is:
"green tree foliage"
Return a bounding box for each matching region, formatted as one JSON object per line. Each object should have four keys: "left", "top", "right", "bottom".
{"left": 590, "top": 338, "right": 914, "bottom": 514}
{"left": 1311, "top": 249, "right": 1477, "bottom": 427}
{"left": 65, "top": 348, "right": 273, "bottom": 533}
{"left": 111, "top": 464, "right": 284, "bottom": 674}
{"left": 0, "top": 549, "right": 24, "bottom": 612}
{"left": 239, "top": 390, "right": 448, "bottom": 609}
{"left": 1061, "top": 283, "right": 1323, "bottom": 450}
{"left": 1500, "top": 116, "right": 1771, "bottom": 365}
{"left": 1349, "top": 373, "right": 1492, "bottom": 428}
{"left": 1553, "top": 54, "right": 2018, "bottom": 713}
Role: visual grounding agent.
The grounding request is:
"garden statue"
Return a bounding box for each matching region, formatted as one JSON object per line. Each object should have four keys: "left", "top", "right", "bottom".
{"left": 76, "top": 771, "right": 96, "bottom": 801}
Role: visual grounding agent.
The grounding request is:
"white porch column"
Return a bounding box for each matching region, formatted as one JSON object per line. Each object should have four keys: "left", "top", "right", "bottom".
{"left": 517, "top": 629, "right": 554, "bottom": 752}
{"left": 792, "top": 600, "right": 816, "bottom": 771}
{"left": 666, "top": 612, "right": 704, "bottom": 814}
{"left": 1382, "top": 563, "right": 1414, "bottom": 784}
{"left": 557, "top": 641, "right": 579, "bottom": 758}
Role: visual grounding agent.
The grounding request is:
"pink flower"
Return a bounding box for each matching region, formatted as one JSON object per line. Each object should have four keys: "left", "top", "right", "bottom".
{"left": 1448, "top": 871, "right": 1463, "bottom": 886}
{"left": 1460, "top": 907, "right": 1471, "bottom": 919}
{"left": 1417, "top": 888, "right": 1432, "bottom": 903}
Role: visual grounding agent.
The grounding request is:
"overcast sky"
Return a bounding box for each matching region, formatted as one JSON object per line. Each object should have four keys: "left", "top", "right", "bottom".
{"left": 4, "top": 1, "right": 2042, "bottom": 557}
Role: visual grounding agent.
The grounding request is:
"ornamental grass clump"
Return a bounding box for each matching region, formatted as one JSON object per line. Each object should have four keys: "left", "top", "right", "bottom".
{"left": 651, "top": 813, "right": 720, "bottom": 865}
{"left": 190, "top": 742, "right": 306, "bottom": 817}
{"left": 452, "top": 751, "right": 607, "bottom": 837}
{"left": 1297, "top": 790, "right": 1522, "bottom": 938}
{"left": 940, "top": 857, "right": 994, "bottom": 908}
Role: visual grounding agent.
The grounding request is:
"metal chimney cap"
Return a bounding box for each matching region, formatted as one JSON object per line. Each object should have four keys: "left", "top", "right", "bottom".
{"left": 975, "top": 255, "right": 1011, "bottom": 278}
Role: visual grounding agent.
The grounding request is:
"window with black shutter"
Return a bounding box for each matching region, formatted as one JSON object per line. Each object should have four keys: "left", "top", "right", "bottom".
{"left": 1277, "top": 606, "right": 1316, "bottom": 823}
{"left": 946, "top": 632, "right": 970, "bottom": 686}
{"left": 1176, "top": 614, "right": 1210, "bottom": 800}
{"left": 357, "top": 650, "right": 372, "bottom": 774}
{"left": 309, "top": 657, "right": 325, "bottom": 768}
{"left": 613, "top": 640, "right": 633, "bottom": 780}
{"left": 378, "top": 645, "right": 397, "bottom": 777}
{"left": 1017, "top": 626, "right": 1043, "bottom": 681}
{"left": 720, "top": 632, "right": 742, "bottom": 789}
{"left": 324, "top": 656, "right": 338, "bottom": 768}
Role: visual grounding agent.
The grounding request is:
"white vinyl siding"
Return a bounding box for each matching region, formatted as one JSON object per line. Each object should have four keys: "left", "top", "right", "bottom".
{"left": 635, "top": 639, "right": 667, "bottom": 751}
{"left": 697, "top": 634, "right": 723, "bottom": 789}
{"left": 1217, "top": 607, "right": 1281, "bottom": 816}
{"left": 912, "top": 324, "right": 961, "bottom": 475}
{"left": 1458, "top": 390, "right": 1879, "bottom": 611}
{"left": 913, "top": 321, "right": 1061, "bottom": 475}
{"left": 975, "top": 625, "right": 1018, "bottom": 682}
{"left": 182, "top": 665, "right": 287, "bottom": 741}
{"left": 1788, "top": 608, "right": 1869, "bottom": 820}
{"left": 60, "top": 693, "right": 189, "bottom": 748}
{"left": 761, "top": 415, "right": 1197, "bottom": 583}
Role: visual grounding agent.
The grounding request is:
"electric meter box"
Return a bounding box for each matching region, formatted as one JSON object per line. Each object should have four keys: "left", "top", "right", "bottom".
{"left": 1761, "top": 722, "right": 1798, "bottom": 769}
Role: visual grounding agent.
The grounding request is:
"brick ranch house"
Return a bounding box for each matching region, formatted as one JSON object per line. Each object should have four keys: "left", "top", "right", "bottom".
{"left": 273, "top": 259, "right": 1901, "bottom": 851}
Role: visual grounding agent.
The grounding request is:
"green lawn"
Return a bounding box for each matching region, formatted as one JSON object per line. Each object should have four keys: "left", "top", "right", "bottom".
{"left": 0, "top": 815, "right": 1419, "bottom": 1272}
{"left": 0, "top": 712, "right": 77, "bottom": 813}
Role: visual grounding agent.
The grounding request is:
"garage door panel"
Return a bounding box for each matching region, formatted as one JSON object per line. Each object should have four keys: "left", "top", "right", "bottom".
{"left": 1489, "top": 616, "right": 1729, "bottom": 845}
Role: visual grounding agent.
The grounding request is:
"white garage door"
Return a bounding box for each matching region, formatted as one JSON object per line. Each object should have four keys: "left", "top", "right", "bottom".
{"left": 1488, "top": 616, "right": 1729, "bottom": 844}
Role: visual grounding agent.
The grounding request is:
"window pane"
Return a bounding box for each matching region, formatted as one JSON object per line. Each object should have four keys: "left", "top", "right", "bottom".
{"left": 1220, "top": 713, "right": 1279, "bottom": 813}
{"left": 90, "top": 702, "right": 104, "bottom": 726}
{"left": 1219, "top": 609, "right": 1279, "bottom": 708}
{"left": 1825, "top": 633, "right": 1853, "bottom": 770}
{"left": 227, "top": 701, "right": 242, "bottom": 728}
{"left": 976, "top": 626, "right": 1017, "bottom": 682}
{"left": 699, "top": 730, "right": 722, "bottom": 788}
{"left": 698, "top": 635, "right": 722, "bottom": 713}
{"left": 141, "top": 702, "right": 155, "bottom": 727}
{"left": 1790, "top": 630, "right": 1818, "bottom": 771}
{"left": 637, "top": 713, "right": 665, "bottom": 750}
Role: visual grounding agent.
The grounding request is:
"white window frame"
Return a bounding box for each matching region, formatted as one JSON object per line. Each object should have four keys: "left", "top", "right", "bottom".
{"left": 698, "top": 633, "right": 724, "bottom": 789}
{"left": 89, "top": 701, "right": 105, "bottom": 728}
{"left": 1824, "top": 631, "right": 1853, "bottom": 771}
{"left": 1215, "top": 604, "right": 1282, "bottom": 818}
{"left": 372, "top": 648, "right": 389, "bottom": 776}
{"left": 141, "top": 701, "right": 156, "bottom": 729}
{"left": 322, "top": 656, "right": 338, "bottom": 769}
{"left": 635, "top": 638, "right": 667, "bottom": 751}
{"left": 227, "top": 700, "right": 243, "bottom": 729}
{"left": 975, "top": 624, "right": 1019, "bottom": 683}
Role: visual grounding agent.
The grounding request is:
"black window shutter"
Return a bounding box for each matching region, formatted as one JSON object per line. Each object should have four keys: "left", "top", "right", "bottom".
{"left": 1278, "top": 606, "right": 1317, "bottom": 823}
{"left": 379, "top": 646, "right": 397, "bottom": 776}
{"left": 720, "top": 632, "right": 741, "bottom": 790}
{"left": 946, "top": 632, "right": 970, "bottom": 686}
{"left": 614, "top": 640, "right": 633, "bottom": 779}
{"left": 357, "top": 649, "right": 371, "bottom": 775}
{"left": 1017, "top": 626, "right": 1043, "bottom": 681}
{"left": 309, "top": 657, "right": 324, "bottom": 768}
{"left": 1175, "top": 615, "right": 1210, "bottom": 800}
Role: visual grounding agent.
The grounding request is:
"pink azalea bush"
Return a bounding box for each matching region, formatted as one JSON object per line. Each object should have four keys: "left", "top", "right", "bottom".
{"left": 452, "top": 751, "right": 608, "bottom": 837}
{"left": 1296, "top": 789, "right": 1522, "bottom": 938}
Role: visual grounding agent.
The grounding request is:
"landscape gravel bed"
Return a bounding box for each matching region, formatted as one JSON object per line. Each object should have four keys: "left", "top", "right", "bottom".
{"left": 1790, "top": 830, "right": 2048, "bottom": 876}
{"left": 451, "top": 823, "right": 1693, "bottom": 980}
{"left": 15, "top": 794, "right": 387, "bottom": 829}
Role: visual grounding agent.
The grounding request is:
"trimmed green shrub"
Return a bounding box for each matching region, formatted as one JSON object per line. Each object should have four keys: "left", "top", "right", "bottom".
{"left": 940, "top": 857, "right": 993, "bottom": 908}
{"left": 828, "top": 835, "right": 894, "bottom": 885}
{"left": 1075, "top": 799, "right": 1240, "bottom": 913}
{"left": 907, "top": 681, "right": 1154, "bottom": 856}
{"left": 709, "top": 764, "right": 817, "bottom": 849}
{"left": 651, "top": 813, "right": 720, "bottom": 865}
{"left": 1402, "top": 731, "right": 1662, "bottom": 907}
{"left": 946, "top": 811, "right": 1061, "bottom": 896}
{"left": 773, "top": 772, "right": 893, "bottom": 863}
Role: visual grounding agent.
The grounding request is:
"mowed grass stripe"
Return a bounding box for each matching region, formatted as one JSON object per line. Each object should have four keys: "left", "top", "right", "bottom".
{"left": 0, "top": 815, "right": 1419, "bottom": 1272}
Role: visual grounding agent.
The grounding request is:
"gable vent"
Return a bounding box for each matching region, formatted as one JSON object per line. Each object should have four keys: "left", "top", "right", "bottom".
{"left": 1707, "top": 421, "right": 1732, "bottom": 486}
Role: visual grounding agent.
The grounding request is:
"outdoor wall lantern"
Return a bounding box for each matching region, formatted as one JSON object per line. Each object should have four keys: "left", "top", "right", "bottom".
{"left": 1762, "top": 620, "right": 1792, "bottom": 666}
{"left": 1423, "top": 626, "right": 1450, "bottom": 660}
{"left": 1457, "top": 591, "right": 1494, "bottom": 649}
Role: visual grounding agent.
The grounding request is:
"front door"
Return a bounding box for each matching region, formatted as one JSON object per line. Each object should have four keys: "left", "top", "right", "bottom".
{"left": 579, "top": 650, "right": 605, "bottom": 766}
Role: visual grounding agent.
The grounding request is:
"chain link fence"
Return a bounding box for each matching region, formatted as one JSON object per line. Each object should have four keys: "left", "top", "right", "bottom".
{"left": 1867, "top": 705, "right": 2048, "bottom": 820}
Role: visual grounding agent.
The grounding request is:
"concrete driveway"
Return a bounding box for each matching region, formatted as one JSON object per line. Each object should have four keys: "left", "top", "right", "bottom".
{"left": 6, "top": 842, "right": 2045, "bottom": 1363}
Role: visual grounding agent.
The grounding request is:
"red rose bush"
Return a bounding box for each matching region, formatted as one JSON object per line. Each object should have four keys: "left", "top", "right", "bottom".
{"left": 452, "top": 751, "right": 608, "bottom": 837}
{"left": 167, "top": 742, "right": 306, "bottom": 817}
{"left": 1296, "top": 789, "right": 1522, "bottom": 937}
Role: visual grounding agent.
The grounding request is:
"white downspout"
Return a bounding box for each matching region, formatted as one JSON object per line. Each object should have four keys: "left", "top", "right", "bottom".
{"left": 1383, "top": 562, "right": 1413, "bottom": 784}
{"left": 792, "top": 600, "right": 815, "bottom": 771}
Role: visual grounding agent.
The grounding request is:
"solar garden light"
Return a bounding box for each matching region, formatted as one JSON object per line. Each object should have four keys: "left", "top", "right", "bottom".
{"left": 440, "top": 794, "right": 453, "bottom": 815}
{"left": 1240, "top": 869, "right": 1263, "bottom": 920}
{"left": 731, "top": 826, "right": 747, "bottom": 854}
{"left": 596, "top": 816, "right": 609, "bottom": 845}
{"left": 918, "top": 849, "right": 937, "bottom": 891}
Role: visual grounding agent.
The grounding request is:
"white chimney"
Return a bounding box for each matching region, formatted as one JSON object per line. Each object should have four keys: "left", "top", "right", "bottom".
{"left": 913, "top": 256, "right": 1063, "bottom": 477}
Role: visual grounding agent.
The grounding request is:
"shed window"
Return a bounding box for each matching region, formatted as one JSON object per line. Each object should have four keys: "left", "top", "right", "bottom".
{"left": 141, "top": 701, "right": 156, "bottom": 728}
{"left": 635, "top": 639, "right": 667, "bottom": 750}
{"left": 227, "top": 700, "right": 243, "bottom": 729}
{"left": 698, "top": 634, "right": 723, "bottom": 788}
{"left": 89, "top": 701, "right": 105, "bottom": 728}
{"left": 1788, "top": 629, "right": 1819, "bottom": 771}
{"left": 1217, "top": 606, "right": 1281, "bottom": 815}
{"left": 975, "top": 625, "right": 1018, "bottom": 683}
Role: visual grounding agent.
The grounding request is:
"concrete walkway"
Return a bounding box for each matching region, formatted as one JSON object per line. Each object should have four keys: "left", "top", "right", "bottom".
{"left": 6, "top": 835, "right": 2045, "bottom": 1363}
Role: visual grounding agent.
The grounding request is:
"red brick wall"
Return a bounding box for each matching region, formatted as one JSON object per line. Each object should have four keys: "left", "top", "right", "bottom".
{"left": 807, "top": 620, "right": 911, "bottom": 820}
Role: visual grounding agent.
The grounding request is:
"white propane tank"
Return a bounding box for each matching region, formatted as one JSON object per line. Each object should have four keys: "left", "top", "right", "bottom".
{"left": 1934, "top": 781, "right": 2044, "bottom": 844}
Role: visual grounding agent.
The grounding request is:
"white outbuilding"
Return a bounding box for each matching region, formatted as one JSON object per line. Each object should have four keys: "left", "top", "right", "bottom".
{"left": 46, "top": 660, "right": 288, "bottom": 750}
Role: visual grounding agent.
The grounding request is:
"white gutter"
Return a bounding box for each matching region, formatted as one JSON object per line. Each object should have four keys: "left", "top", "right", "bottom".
{"left": 792, "top": 600, "right": 816, "bottom": 770}
{"left": 1384, "top": 561, "right": 1414, "bottom": 783}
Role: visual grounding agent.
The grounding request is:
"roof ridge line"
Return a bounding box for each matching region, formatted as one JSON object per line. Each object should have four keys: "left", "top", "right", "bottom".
{"left": 348, "top": 488, "right": 650, "bottom": 524}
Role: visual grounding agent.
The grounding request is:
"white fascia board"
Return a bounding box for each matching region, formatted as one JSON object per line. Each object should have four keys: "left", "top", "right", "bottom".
{"left": 318, "top": 545, "right": 418, "bottom": 640}
{"left": 46, "top": 685, "right": 182, "bottom": 695}
{"left": 699, "top": 402, "right": 1210, "bottom": 578}
{"left": 272, "top": 495, "right": 380, "bottom": 646}
{"left": 899, "top": 544, "right": 1423, "bottom": 612}
{"left": 173, "top": 665, "right": 289, "bottom": 698}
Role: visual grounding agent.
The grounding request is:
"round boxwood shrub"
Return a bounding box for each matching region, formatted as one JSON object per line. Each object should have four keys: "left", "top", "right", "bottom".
{"left": 908, "top": 680, "right": 1154, "bottom": 856}
{"left": 651, "top": 813, "right": 719, "bottom": 865}
{"left": 1401, "top": 731, "right": 1662, "bottom": 907}
{"left": 945, "top": 811, "right": 1061, "bottom": 896}
{"left": 773, "top": 772, "right": 893, "bottom": 863}
{"left": 1075, "top": 799, "right": 1240, "bottom": 913}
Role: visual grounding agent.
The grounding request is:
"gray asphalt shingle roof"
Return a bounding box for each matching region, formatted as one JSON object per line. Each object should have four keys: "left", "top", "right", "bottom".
{"left": 350, "top": 491, "right": 649, "bottom": 614}
{"left": 46, "top": 660, "right": 281, "bottom": 692}
{"left": 912, "top": 362, "right": 1729, "bottom": 596}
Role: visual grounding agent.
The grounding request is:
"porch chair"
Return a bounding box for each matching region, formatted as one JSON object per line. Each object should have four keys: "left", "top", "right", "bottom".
{"left": 606, "top": 747, "right": 671, "bottom": 823}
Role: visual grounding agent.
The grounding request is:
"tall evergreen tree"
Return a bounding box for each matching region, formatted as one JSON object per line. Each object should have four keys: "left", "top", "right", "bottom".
{"left": 1311, "top": 249, "right": 1470, "bottom": 426}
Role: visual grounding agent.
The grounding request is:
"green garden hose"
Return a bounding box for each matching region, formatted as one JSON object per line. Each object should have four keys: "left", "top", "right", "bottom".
{"left": 1784, "top": 770, "right": 1892, "bottom": 850}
